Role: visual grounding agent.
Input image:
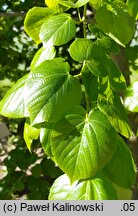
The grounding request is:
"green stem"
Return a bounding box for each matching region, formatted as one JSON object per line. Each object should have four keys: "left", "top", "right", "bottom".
{"left": 77, "top": 8, "right": 82, "bottom": 22}
{"left": 82, "top": 4, "right": 90, "bottom": 113}
{"left": 82, "top": 61, "right": 90, "bottom": 113}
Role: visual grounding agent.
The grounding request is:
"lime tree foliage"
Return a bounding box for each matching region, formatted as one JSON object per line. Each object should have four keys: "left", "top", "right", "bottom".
{"left": 0, "top": 0, "right": 138, "bottom": 200}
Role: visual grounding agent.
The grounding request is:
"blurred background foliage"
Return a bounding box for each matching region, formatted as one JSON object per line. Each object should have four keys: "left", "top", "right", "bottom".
{"left": 0, "top": 0, "right": 63, "bottom": 200}
{"left": 0, "top": 0, "right": 138, "bottom": 199}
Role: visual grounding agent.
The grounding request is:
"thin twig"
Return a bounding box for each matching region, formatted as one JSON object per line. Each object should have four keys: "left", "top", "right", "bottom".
{"left": 0, "top": 12, "right": 26, "bottom": 17}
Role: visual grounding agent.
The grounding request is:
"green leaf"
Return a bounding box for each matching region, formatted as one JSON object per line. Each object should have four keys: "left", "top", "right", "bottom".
{"left": 40, "top": 13, "right": 76, "bottom": 46}
{"left": 108, "top": 60, "right": 126, "bottom": 91}
{"left": 49, "top": 174, "right": 117, "bottom": 200}
{"left": 45, "top": 0, "right": 59, "bottom": 7}
{"left": 45, "top": 0, "right": 68, "bottom": 12}
{"left": 96, "top": 1, "right": 135, "bottom": 46}
{"left": 82, "top": 65, "right": 99, "bottom": 102}
{"left": 75, "top": 0, "right": 90, "bottom": 8}
{"left": 69, "top": 38, "right": 93, "bottom": 62}
{"left": 40, "top": 128, "right": 53, "bottom": 157}
{"left": 24, "top": 120, "right": 40, "bottom": 152}
{"left": 26, "top": 58, "right": 82, "bottom": 125}
{"left": 104, "top": 136, "right": 136, "bottom": 189}
{"left": 98, "top": 92, "right": 133, "bottom": 138}
{"left": 24, "top": 7, "right": 56, "bottom": 44}
{"left": 86, "top": 58, "right": 108, "bottom": 77}
{"left": 69, "top": 40, "right": 109, "bottom": 77}
{"left": 60, "top": 0, "right": 90, "bottom": 8}
{"left": 51, "top": 108, "right": 117, "bottom": 181}
{"left": 114, "top": 184, "right": 132, "bottom": 200}
{"left": 89, "top": 0, "right": 104, "bottom": 9}
{"left": 59, "top": 0, "right": 77, "bottom": 8}
{"left": 97, "top": 36, "right": 120, "bottom": 54}
{"left": 86, "top": 44, "right": 110, "bottom": 77}
{"left": 124, "top": 81, "right": 138, "bottom": 112}
{"left": 31, "top": 44, "right": 56, "bottom": 70}
{"left": 127, "top": 0, "right": 138, "bottom": 18}
{"left": 0, "top": 74, "right": 29, "bottom": 118}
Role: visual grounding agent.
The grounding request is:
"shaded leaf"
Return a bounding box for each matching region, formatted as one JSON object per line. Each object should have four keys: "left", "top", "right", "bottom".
{"left": 104, "top": 136, "right": 136, "bottom": 189}
{"left": 86, "top": 44, "right": 110, "bottom": 77}
{"left": 127, "top": 0, "right": 138, "bottom": 18}
{"left": 108, "top": 60, "right": 126, "bottom": 91}
{"left": 40, "top": 128, "right": 53, "bottom": 157}
{"left": 82, "top": 64, "right": 99, "bottom": 102}
{"left": 97, "top": 36, "right": 120, "bottom": 54}
{"left": 86, "top": 58, "right": 108, "bottom": 77}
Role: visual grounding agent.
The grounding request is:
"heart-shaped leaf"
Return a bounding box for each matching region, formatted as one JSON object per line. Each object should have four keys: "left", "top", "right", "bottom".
{"left": 24, "top": 7, "right": 56, "bottom": 44}
{"left": 69, "top": 38, "right": 93, "bottom": 62}
{"left": 49, "top": 174, "right": 117, "bottom": 200}
{"left": 40, "top": 13, "right": 76, "bottom": 46}
{"left": 96, "top": 1, "right": 135, "bottom": 46}
{"left": 51, "top": 108, "right": 117, "bottom": 181}
{"left": 26, "top": 58, "right": 82, "bottom": 125}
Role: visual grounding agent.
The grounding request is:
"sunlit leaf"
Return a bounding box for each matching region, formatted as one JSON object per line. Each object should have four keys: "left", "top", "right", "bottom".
{"left": 51, "top": 108, "right": 117, "bottom": 181}
{"left": 114, "top": 184, "right": 132, "bottom": 200}
{"left": 69, "top": 38, "right": 93, "bottom": 62}
{"left": 40, "top": 13, "right": 76, "bottom": 46}
{"left": 98, "top": 92, "right": 133, "bottom": 138}
{"left": 24, "top": 7, "right": 56, "bottom": 44}
{"left": 45, "top": 0, "right": 68, "bottom": 12}
{"left": 31, "top": 43, "right": 56, "bottom": 70}
{"left": 59, "top": 0, "right": 90, "bottom": 8}
{"left": 26, "top": 58, "right": 82, "bottom": 125}
{"left": 124, "top": 81, "right": 138, "bottom": 112}
{"left": 24, "top": 120, "right": 40, "bottom": 151}
{"left": 49, "top": 174, "right": 117, "bottom": 200}
{"left": 75, "top": 0, "right": 90, "bottom": 8}
{"left": 0, "top": 74, "right": 29, "bottom": 118}
{"left": 89, "top": 0, "right": 104, "bottom": 9}
{"left": 96, "top": 1, "right": 135, "bottom": 46}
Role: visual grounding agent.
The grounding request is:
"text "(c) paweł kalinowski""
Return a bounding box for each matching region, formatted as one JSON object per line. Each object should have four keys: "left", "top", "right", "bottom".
{"left": 20, "top": 202, "right": 104, "bottom": 212}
